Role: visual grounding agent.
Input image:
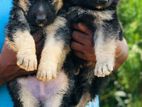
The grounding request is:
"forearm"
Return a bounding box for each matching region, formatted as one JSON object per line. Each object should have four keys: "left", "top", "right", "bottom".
{"left": 0, "top": 65, "right": 35, "bottom": 85}
{"left": 114, "top": 39, "right": 128, "bottom": 70}
{"left": 0, "top": 44, "right": 17, "bottom": 84}
{"left": 0, "top": 65, "right": 28, "bottom": 85}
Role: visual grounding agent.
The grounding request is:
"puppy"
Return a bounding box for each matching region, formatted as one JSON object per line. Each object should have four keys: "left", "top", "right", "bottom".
{"left": 59, "top": 0, "right": 123, "bottom": 106}
{"left": 6, "top": 0, "right": 75, "bottom": 107}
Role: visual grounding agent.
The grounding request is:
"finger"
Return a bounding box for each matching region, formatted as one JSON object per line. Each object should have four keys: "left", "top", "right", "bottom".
{"left": 71, "top": 42, "right": 85, "bottom": 52}
{"left": 71, "top": 40, "right": 94, "bottom": 53}
{"left": 72, "top": 31, "right": 93, "bottom": 46}
{"left": 74, "top": 51, "right": 95, "bottom": 61}
{"left": 73, "top": 23, "right": 93, "bottom": 36}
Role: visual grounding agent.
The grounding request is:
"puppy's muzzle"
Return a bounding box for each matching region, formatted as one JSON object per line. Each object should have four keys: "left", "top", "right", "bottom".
{"left": 36, "top": 13, "right": 47, "bottom": 27}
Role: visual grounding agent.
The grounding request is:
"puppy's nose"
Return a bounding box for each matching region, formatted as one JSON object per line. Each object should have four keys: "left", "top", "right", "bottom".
{"left": 97, "top": 0, "right": 109, "bottom": 4}
{"left": 36, "top": 14, "right": 46, "bottom": 26}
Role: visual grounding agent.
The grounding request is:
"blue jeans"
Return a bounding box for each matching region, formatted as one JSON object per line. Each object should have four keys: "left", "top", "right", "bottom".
{"left": 0, "top": 0, "right": 99, "bottom": 107}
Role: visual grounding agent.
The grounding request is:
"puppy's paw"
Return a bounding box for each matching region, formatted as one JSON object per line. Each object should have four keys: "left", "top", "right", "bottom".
{"left": 17, "top": 51, "right": 37, "bottom": 71}
{"left": 94, "top": 58, "right": 114, "bottom": 77}
{"left": 37, "top": 63, "right": 57, "bottom": 81}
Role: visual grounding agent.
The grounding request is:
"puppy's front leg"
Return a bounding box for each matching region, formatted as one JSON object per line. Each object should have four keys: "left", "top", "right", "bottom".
{"left": 13, "top": 31, "right": 37, "bottom": 71}
{"left": 94, "top": 27, "right": 116, "bottom": 77}
{"left": 37, "top": 17, "right": 70, "bottom": 81}
{"left": 6, "top": 8, "right": 37, "bottom": 71}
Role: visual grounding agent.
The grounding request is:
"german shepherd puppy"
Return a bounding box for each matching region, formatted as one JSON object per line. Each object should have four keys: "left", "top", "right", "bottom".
{"left": 59, "top": 0, "right": 123, "bottom": 106}
{"left": 6, "top": 0, "right": 75, "bottom": 107}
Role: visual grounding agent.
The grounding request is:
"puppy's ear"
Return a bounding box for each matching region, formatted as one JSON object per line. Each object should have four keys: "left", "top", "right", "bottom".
{"left": 53, "top": 0, "right": 63, "bottom": 12}
{"left": 18, "top": 0, "right": 30, "bottom": 12}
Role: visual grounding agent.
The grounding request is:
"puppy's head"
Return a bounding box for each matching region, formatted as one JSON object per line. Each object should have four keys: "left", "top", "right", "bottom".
{"left": 64, "top": 0, "right": 117, "bottom": 10}
{"left": 19, "top": 0, "right": 63, "bottom": 27}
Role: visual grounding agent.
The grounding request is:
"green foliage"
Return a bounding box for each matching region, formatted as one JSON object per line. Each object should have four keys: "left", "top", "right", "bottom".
{"left": 101, "top": 0, "right": 142, "bottom": 107}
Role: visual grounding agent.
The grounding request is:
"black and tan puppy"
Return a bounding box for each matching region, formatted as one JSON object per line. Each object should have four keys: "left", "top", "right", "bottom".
{"left": 6, "top": 0, "right": 75, "bottom": 107}
{"left": 59, "top": 0, "right": 123, "bottom": 106}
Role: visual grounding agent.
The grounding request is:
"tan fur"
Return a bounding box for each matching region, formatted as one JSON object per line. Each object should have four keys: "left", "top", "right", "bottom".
{"left": 44, "top": 72, "right": 69, "bottom": 107}
{"left": 94, "top": 26, "right": 116, "bottom": 77}
{"left": 53, "top": 0, "right": 63, "bottom": 12}
{"left": 37, "top": 17, "right": 69, "bottom": 81}
{"left": 11, "top": 30, "right": 37, "bottom": 71}
{"left": 37, "top": 36, "right": 67, "bottom": 81}
{"left": 19, "top": 0, "right": 30, "bottom": 12}
{"left": 11, "top": 30, "right": 35, "bottom": 52}
{"left": 94, "top": 10, "right": 114, "bottom": 20}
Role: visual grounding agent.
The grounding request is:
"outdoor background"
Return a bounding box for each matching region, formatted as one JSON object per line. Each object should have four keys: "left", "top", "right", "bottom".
{"left": 101, "top": 0, "right": 142, "bottom": 107}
